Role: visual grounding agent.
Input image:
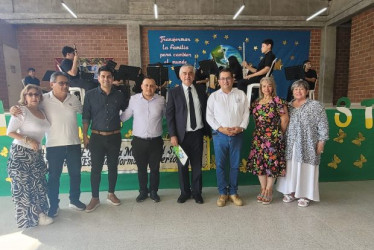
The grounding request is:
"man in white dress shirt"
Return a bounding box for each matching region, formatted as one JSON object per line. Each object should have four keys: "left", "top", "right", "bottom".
{"left": 206, "top": 68, "right": 249, "bottom": 207}
{"left": 121, "top": 77, "right": 165, "bottom": 202}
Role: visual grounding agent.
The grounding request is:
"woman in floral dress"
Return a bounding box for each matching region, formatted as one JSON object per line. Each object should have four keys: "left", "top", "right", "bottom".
{"left": 247, "top": 77, "right": 289, "bottom": 204}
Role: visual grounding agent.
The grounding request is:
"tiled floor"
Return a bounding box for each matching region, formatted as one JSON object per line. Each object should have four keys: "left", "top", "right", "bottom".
{"left": 0, "top": 180, "right": 373, "bottom": 250}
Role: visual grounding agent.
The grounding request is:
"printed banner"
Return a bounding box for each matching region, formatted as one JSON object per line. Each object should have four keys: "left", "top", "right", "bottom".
{"left": 148, "top": 30, "right": 311, "bottom": 98}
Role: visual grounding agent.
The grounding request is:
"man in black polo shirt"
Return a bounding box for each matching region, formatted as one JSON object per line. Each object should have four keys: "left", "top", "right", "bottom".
{"left": 60, "top": 46, "right": 97, "bottom": 91}
{"left": 24, "top": 68, "right": 40, "bottom": 86}
{"left": 238, "top": 39, "right": 276, "bottom": 95}
{"left": 82, "top": 66, "right": 127, "bottom": 212}
{"left": 303, "top": 59, "right": 318, "bottom": 90}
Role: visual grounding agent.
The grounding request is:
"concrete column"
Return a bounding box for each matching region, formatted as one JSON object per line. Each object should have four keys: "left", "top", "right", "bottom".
{"left": 127, "top": 23, "right": 141, "bottom": 67}
{"left": 318, "top": 25, "right": 336, "bottom": 105}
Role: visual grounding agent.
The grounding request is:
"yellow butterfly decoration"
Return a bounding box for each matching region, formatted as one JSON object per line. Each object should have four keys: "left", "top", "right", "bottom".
{"left": 327, "top": 154, "right": 341, "bottom": 169}
{"left": 124, "top": 129, "right": 132, "bottom": 138}
{"left": 352, "top": 132, "right": 365, "bottom": 146}
{"left": 6, "top": 177, "right": 12, "bottom": 182}
{"left": 333, "top": 129, "right": 347, "bottom": 144}
{"left": 353, "top": 154, "right": 367, "bottom": 168}
{"left": 239, "top": 159, "right": 248, "bottom": 173}
{"left": 0, "top": 146, "right": 8, "bottom": 157}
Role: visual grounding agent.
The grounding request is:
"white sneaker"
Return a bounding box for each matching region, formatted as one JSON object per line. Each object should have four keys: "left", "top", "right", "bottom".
{"left": 38, "top": 213, "right": 53, "bottom": 226}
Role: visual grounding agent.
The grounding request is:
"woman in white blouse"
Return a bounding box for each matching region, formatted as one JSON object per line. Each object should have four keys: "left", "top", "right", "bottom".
{"left": 7, "top": 84, "right": 52, "bottom": 228}
{"left": 276, "top": 80, "right": 329, "bottom": 207}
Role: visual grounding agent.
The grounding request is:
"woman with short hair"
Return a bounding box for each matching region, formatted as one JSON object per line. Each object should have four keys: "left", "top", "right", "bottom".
{"left": 276, "top": 79, "right": 329, "bottom": 207}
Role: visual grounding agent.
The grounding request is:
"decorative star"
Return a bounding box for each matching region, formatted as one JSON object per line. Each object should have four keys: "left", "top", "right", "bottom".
{"left": 290, "top": 55, "right": 295, "bottom": 60}
{"left": 294, "top": 41, "right": 299, "bottom": 46}
{"left": 171, "top": 66, "right": 175, "bottom": 70}
{"left": 212, "top": 34, "right": 217, "bottom": 39}
{"left": 204, "top": 40, "right": 210, "bottom": 45}
{"left": 202, "top": 50, "right": 207, "bottom": 54}
{"left": 238, "top": 46, "right": 242, "bottom": 51}
{"left": 245, "top": 38, "right": 249, "bottom": 43}
{"left": 169, "top": 80, "right": 172, "bottom": 84}
{"left": 282, "top": 40, "right": 287, "bottom": 45}
{"left": 260, "top": 56, "right": 264, "bottom": 60}
{"left": 224, "top": 35, "right": 229, "bottom": 40}
{"left": 195, "top": 54, "right": 199, "bottom": 59}
{"left": 195, "top": 38, "right": 199, "bottom": 43}
{"left": 254, "top": 46, "right": 258, "bottom": 51}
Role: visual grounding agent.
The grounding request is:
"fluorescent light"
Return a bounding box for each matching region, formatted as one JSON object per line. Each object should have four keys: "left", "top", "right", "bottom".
{"left": 61, "top": 1, "right": 78, "bottom": 19}
{"left": 233, "top": 5, "right": 245, "bottom": 20}
{"left": 306, "top": 7, "right": 327, "bottom": 21}
{"left": 154, "top": 3, "right": 158, "bottom": 19}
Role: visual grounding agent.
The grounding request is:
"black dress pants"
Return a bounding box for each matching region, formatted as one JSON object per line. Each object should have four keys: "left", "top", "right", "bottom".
{"left": 132, "top": 136, "right": 163, "bottom": 193}
{"left": 89, "top": 133, "right": 122, "bottom": 198}
{"left": 178, "top": 129, "right": 204, "bottom": 196}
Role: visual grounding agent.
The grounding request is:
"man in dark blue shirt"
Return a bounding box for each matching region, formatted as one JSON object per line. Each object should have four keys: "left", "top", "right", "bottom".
{"left": 24, "top": 68, "right": 40, "bottom": 86}
{"left": 82, "top": 66, "right": 127, "bottom": 212}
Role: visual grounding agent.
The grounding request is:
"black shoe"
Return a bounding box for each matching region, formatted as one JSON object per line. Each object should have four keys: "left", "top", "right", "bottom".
{"left": 69, "top": 200, "right": 86, "bottom": 210}
{"left": 136, "top": 192, "right": 148, "bottom": 203}
{"left": 177, "top": 194, "right": 190, "bottom": 203}
{"left": 193, "top": 194, "right": 204, "bottom": 204}
{"left": 150, "top": 191, "right": 160, "bottom": 202}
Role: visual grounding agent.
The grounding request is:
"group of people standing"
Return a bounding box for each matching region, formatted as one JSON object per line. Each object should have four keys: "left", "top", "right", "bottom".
{"left": 6, "top": 42, "right": 328, "bottom": 228}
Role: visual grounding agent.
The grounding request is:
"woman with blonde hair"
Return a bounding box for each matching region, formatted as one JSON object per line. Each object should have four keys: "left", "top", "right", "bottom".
{"left": 7, "top": 84, "right": 52, "bottom": 228}
{"left": 247, "top": 77, "right": 289, "bottom": 204}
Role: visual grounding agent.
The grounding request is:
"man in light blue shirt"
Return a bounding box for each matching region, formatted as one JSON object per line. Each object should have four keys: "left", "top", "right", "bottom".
{"left": 121, "top": 77, "right": 165, "bottom": 202}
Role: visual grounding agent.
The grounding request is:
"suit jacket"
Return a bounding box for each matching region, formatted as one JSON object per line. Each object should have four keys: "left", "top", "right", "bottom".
{"left": 166, "top": 84, "right": 209, "bottom": 143}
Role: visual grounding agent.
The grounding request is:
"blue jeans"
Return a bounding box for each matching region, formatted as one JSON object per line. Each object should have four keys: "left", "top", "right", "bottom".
{"left": 46, "top": 144, "right": 82, "bottom": 207}
{"left": 212, "top": 131, "right": 243, "bottom": 195}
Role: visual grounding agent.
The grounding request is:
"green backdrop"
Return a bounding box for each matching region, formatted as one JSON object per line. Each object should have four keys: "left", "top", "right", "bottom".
{"left": 0, "top": 101, "right": 373, "bottom": 196}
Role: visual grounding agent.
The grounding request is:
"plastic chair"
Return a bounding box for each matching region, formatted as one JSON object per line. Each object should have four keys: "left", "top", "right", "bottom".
{"left": 69, "top": 87, "right": 85, "bottom": 104}
{"left": 309, "top": 79, "right": 318, "bottom": 100}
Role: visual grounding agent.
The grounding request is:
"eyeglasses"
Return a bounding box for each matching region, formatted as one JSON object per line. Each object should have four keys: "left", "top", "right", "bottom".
{"left": 218, "top": 77, "right": 233, "bottom": 81}
{"left": 55, "top": 81, "right": 70, "bottom": 86}
{"left": 25, "top": 93, "right": 40, "bottom": 97}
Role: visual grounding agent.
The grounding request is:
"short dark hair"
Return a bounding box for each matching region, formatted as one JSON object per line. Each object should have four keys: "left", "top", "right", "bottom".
{"left": 262, "top": 39, "right": 274, "bottom": 49}
{"left": 219, "top": 68, "right": 234, "bottom": 78}
{"left": 303, "top": 59, "right": 311, "bottom": 65}
{"left": 27, "top": 67, "right": 35, "bottom": 72}
{"left": 62, "top": 46, "right": 75, "bottom": 57}
{"left": 98, "top": 65, "right": 114, "bottom": 76}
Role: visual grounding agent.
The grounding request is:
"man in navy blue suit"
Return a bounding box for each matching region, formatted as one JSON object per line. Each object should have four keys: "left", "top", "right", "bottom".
{"left": 166, "top": 64, "right": 209, "bottom": 204}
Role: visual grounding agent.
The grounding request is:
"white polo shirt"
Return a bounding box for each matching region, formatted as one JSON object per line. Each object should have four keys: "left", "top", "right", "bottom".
{"left": 40, "top": 91, "right": 82, "bottom": 147}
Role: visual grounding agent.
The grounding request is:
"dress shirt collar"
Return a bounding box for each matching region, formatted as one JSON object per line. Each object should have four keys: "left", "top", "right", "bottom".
{"left": 140, "top": 93, "right": 157, "bottom": 101}
{"left": 97, "top": 86, "right": 116, "bottom": 95}
{"left": 182, "top": 83, "right": 194, "bottom": 92}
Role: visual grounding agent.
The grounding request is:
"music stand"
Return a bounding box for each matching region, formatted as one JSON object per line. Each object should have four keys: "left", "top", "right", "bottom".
{"left": 42, "top": 70, "right": 56, "bottom": 81}
{"left": 106, "top": 60, "right": 117, "bottom": 72}
{"left": 147, "top": 65, "right": 169, "bottom": 86}
{"left": 284, "top": 65, "right": 304, "bottom": 81}
{"left": 199, "top": 60, "right": 219, "bottom": 76}
{"left": 117, "top": 65, "right": 141, "bottom": 81}
{"left": 81, "top": 72, "right": 94, "bottom": 81}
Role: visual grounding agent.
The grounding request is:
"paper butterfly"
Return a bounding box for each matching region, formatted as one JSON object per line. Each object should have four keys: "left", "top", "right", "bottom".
{"left": 125, "top": 130, "right": 132, "bottom": 138}
{"left": 352, "top": 132, "right": 365, "bottom": 146}
{"left": 327, "top": 154, "right": 341, "bottom": 169}
{"left": 0, "top": 147, "right": 8, "bottom": 157}
{"left": 333, "top": 129, "right": 347, "bottom": 144}
{"left": 353, "top": 154, "right": 367, "bottom": 168}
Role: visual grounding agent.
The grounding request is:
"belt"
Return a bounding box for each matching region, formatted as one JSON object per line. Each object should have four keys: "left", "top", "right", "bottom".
{"left": 91, "top": 130, "right": 121, "bottom": 136}
{"left": 133, "top": 136, "right": 161, "bottom": 141}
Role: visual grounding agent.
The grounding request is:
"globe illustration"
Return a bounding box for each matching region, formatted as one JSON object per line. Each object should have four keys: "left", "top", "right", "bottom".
{"left": 209, "top": 45, "right": 243, "bottom": 68}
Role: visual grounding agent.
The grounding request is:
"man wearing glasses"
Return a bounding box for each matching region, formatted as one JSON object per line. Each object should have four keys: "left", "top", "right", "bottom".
{"left": 10, "top": 71, "right": 86, "bottom": 217}
{"left": 206, "top": 68, "right": 249, "bottom": 207}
